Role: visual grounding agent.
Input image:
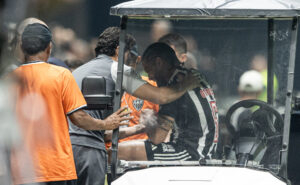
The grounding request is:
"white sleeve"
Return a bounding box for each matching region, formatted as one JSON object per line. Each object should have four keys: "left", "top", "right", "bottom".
{"left": 111, "top": 62, "right": 147, "bottom": 95}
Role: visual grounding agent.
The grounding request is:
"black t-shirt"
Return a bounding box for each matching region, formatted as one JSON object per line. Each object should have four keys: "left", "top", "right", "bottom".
{"left": 159, "top": 69, "right": 219, "bottom": 159}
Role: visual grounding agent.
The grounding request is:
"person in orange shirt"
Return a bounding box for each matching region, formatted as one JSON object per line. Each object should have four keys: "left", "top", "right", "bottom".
{"left": 11, "top": 23, "right": 131, "bottom": 185}
{"left": 105, "top": 45, "right": 159, "bottom": 148}
{"left": 120, "top": 76, "right": 159, "bottom": 141}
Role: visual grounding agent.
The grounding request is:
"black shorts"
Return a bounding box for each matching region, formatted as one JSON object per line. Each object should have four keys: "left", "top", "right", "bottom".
{"left": 144, "top": 140, "right": 197, "bottom": 161}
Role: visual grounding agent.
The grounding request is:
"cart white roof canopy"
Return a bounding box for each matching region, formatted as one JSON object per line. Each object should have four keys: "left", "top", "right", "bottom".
{"left": 110, "top": 0, "right": 300, "bottom": 18}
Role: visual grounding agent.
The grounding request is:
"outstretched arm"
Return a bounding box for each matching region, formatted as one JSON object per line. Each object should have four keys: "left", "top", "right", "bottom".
{"left": 111, "top": 63, "right": 203, "bottom": 105}
{"left": 68, "top": 107, "right": 132, "bottom": 130}
{"left": 132, "top": 70, "right": 202, "bottom": 104}
{"left": 133, "top": 83, "right": 185, "bottom": 105}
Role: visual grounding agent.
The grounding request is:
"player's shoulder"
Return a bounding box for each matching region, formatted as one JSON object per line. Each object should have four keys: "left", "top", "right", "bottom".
{"left": 48, "top": 63, "right": 71, "bottom": 74}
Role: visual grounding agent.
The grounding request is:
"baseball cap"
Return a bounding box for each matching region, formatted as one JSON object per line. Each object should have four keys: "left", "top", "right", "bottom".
{"left": 130, "top": 44, "right": 139, "bottom": 57}
{"left": 239, "top": 70, "right": 264, "bottom": 92}
{"left": 22, "top": 23, "right": 52, "bottom": 46}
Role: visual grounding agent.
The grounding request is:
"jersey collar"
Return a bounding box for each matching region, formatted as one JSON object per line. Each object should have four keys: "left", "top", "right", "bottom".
{"left": 20, "top": 61, "right": 45, "bottom": 67}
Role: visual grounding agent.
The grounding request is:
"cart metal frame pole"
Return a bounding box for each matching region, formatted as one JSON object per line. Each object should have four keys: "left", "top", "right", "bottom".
{"left": 267, "top": 18, "right": 275, "bottom": 105}
{"left": 111, "top": 15, "right": 128, "bottom": 180}
{"left": 279, "top": 16, "right": 298, "bottom": 179}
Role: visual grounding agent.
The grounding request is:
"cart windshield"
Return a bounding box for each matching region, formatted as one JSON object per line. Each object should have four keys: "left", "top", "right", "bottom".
{"left": 123, "top": 17, "right": 294, "bottom": 174}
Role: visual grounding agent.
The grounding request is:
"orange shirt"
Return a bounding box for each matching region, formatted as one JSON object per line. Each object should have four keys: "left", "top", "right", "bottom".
{"left": 106, "top": 76, "right": 159, "bottom": 148}
{"left": 12, "top": 62, "right": 86, "bottom": 184}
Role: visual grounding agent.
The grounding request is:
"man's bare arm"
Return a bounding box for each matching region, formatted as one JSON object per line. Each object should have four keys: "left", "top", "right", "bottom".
{"left": 104, "top": 124, "right": 145, "bottom": 141}
{"left": 133, "top": 70, "right": 202, "bottom": 104}
{"left": 69, "top": 107, "right": 132, "bottom": 130}
{"left": 133, "top": 83, "right": 184, "bottom": 105}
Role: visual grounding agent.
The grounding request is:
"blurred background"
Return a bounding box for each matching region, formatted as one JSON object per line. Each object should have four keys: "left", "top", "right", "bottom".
{"left": 2, "top": 0, "right": 126, "bottom": 39}
{"left": 0, "top": 0, "right": 127, "bottom": 71}
{"left": 1, "top": 0, "right": 300, "bottom": 92}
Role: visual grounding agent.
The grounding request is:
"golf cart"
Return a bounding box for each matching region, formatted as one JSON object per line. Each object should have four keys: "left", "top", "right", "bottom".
{"left": 106, "top": 0, "right": 300, "bottom": 184}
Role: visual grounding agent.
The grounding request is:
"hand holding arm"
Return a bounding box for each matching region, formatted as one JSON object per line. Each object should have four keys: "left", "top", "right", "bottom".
{"left": 104, "top": 108, "right": 156, "bottom": 141}
{"left": 139, "top": 109, "right": 174, "bottom": 144}
{"left": 181, "top": 69, "right": 209, "bottom": 90}
{"left": 69, "top": 107, "right": 132, "bottom": 130}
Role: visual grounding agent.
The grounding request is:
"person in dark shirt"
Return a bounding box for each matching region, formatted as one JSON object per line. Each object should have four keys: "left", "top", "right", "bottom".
{"left": 117, "top": 42, "right": 219, "bottom": 161}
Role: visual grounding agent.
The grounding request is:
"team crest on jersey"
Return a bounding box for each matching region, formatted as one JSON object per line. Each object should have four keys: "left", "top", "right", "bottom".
{"left": 133, "top": 99, "right": 144, "bottom": 111}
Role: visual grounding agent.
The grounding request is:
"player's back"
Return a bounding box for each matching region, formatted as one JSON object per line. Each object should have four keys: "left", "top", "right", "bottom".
{"left": 12, "top": 62, "right": 81, "bottom": 183}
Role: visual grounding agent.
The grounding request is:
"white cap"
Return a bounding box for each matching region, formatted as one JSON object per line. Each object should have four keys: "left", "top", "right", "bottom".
{"left": 239, "top": 70, "right": 264, "bottom": 92}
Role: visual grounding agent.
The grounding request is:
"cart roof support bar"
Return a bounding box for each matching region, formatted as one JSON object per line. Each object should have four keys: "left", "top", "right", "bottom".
{"left": 279, "top": 16, "right": 299, "bottom": 180}
{"left": 267, "top": 18, "right": 274, "bottom": 105}
{"left": 111, "top": 15, "right": 128, "bottom": 180}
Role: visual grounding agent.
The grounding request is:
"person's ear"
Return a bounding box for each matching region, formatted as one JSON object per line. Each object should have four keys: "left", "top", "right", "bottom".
{"left": 136, "top": 56, "right": 141, "bottom": 64}
{"left": 179, "top": 53, "right": 187, "bottom": 63}
{"left": 16, "top": 41, "right": 24, "bottom": 63}
{"left": 49, "top": 42, "right": 53, "bottom": 54}
{"left": 115, "top": 46, "right": 120, "bottom": 57}
{"left": 47, "top": 42, "right": 52, "bottom": 56}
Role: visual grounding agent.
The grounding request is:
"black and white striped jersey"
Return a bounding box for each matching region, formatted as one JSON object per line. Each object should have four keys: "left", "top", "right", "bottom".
{"left": 158, "top": 69, "right": 219, "bottom": 159}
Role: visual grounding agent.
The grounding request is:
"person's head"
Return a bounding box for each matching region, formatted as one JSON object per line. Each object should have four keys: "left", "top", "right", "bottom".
{"left": 94, "top": 27, "right": 137, "bottom": 63}
{"left": 124, "top": 44, "right": 141, "bottom": 69}
{"left": 95, "top": 27, "right": 120, "bottom": 57}
{"left": 250, "top": 54, "right": 267, "bottom": 72}
{"left": 142, "top": 42, "right": 180, "bottom": 85}
{"left": 185, "top": 52, "right": 198, "bottom": 70}
{"left": 21, "top": 23, "right": 52, "bottom": 62}
{"left": 158, "top": 33, "right": 187, "bottom": 63}
{"left": 150, "top": 20, "right": 172, "bottom": 42}
{"left": 238, "top": 70, "right": 264, "bottom": 99}
{"left": 12, "top": 17, "right": 47, "bottom": 61}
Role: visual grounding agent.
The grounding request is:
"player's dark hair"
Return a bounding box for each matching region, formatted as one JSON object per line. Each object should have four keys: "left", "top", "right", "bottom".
{"left": 95, "top": 27, "right": 119, "bottom": 56}
{"left": 158, "top": 33, "right": 187, "bottom": 54}
{"left": 142, "top": 42, "right": 180, "bottom": 67}
{"left": 95, "top": 27, "right": 136, "bottom": 57}
{"left": 21, "top": 23, "right": 52, "bottom": 55}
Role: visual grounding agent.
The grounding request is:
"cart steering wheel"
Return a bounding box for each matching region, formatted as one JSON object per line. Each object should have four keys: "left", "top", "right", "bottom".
{"left": 225, "top": 99, "right": 284, "bottom": 166}
{"left": 225, "top": 99, "right": 284, "bottom": 138}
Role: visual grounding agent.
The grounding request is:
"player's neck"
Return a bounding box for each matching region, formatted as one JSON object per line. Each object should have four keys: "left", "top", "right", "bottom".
{"left": 111, "top": 55, "right": 118, "bottom": 62}
{"left": 24, "top": 52, "right": 49, "bottom": 64}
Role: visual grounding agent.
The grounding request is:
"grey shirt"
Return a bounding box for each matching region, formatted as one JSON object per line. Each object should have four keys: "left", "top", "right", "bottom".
{"left": 111, "top": 61, "right": 146, "bottom": 94}
{"left": 69, "top": 54, "right": 146, "bottom": 150}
